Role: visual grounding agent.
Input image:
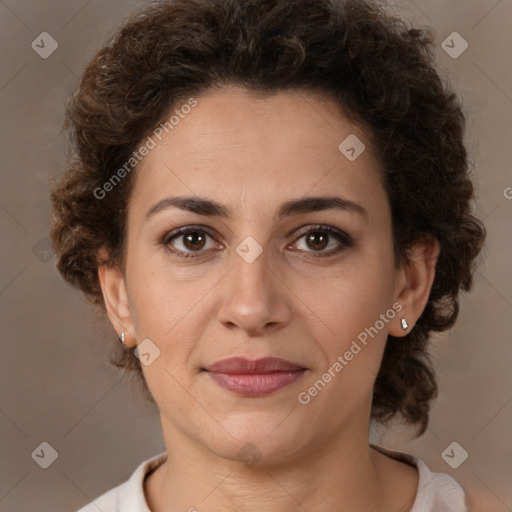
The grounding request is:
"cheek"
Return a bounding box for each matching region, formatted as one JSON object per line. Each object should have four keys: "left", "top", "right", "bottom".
{"left": 301, "top": 295, "right": 392, "bottom": 413}
{"left": 295, "top": 251, "right": 395, "bottom": 388}
{"left": 296, "top": 257, "right": 394, "bottom": 339}
{"left": 124, "top": 251, "right": 221, "bottom": 383}
{"left": 124, "top": 246, "right": 194, "bottom": 335}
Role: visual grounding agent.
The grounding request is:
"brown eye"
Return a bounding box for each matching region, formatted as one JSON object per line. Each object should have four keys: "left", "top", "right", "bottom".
{"left": 163, "top": 227, "right": 219, "bottom": 257}
{"left": 182, "top": 231, "right": 207, "bottom": 251}
{"left": 305, "top": 231, "right": 329, "bottom": 251}
{"left": 291, "top": 225, "right": 353, "bottom": 258}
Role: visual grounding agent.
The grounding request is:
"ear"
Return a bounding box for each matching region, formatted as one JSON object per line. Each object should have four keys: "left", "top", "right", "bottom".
{"left": 389, "top": 235, "right": 440, "bottom": 337}
{"left": 97, "top": 249, "right": 136, "bottom": 347}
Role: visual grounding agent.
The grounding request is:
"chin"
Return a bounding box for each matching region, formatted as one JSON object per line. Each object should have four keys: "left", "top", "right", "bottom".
{"left": 204, "top": 416, "right": 308, "bottom": 466}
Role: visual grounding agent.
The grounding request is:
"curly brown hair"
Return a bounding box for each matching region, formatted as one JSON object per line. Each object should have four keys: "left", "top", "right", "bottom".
{"left": 50, "top": 0, "right": 486, "bottom": 435}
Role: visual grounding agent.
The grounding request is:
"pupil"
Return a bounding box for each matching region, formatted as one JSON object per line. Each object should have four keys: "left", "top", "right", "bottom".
{"left": 184, "top": 232, "right": 205, "bottom": 250}
{"left": 308, "top": 232, "right": 328, "bottom": 250}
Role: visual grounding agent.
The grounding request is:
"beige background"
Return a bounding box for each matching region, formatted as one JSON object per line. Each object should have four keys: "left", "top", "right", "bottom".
{"left": 0, "top": 0, "right": 510, "bottom": 510}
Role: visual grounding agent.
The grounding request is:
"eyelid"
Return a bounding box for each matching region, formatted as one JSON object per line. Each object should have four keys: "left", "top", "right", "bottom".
{"left": 292, "top": 224, "right": 353, "bottom": 243}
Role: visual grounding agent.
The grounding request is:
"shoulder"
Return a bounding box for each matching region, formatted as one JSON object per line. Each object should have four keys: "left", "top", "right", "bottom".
{"left": 371, "top": 444, "right": 468, "bottom": 512}
{"left": 74, "top": 451, "right": 168, "bottom": 512}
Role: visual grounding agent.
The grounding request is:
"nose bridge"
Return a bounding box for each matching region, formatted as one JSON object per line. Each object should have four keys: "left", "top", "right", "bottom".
{"left": 230, "top": 240, "right": 274, "bottom": 304}
{"left": 217, "top": 237, "right": 289, "bottom": 333}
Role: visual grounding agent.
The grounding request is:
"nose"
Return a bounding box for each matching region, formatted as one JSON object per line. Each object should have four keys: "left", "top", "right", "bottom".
{"left": 216, "top": 246, "right": 292, "bottom": 336}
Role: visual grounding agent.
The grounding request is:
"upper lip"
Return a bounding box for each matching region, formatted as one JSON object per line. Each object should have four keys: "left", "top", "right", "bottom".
{"left": 203, "top": 357, "right": 306, "bottom": 373}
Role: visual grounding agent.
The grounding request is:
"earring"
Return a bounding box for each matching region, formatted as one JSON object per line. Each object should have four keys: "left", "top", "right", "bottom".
{"left": 401, "top": 318, "right": 409, "bottom": 331}
{"left": 121, "top": 332, "right": 126, "bottom": 345}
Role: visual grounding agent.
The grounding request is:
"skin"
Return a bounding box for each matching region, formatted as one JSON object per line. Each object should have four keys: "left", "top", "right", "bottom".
{"left": 98, "top": 87, "right": 440, "bottom": 512}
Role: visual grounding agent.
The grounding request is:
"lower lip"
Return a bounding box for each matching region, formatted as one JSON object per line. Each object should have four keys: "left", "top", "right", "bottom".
{"left": 204, "top": 370, "right": 306, "bottom": 397}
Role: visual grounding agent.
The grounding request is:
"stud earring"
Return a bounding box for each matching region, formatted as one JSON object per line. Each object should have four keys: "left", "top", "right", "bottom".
{"left": 401, "top": 318, "right": 409, "bottom": 331}
{"left": 121, "top": 332, "right": 126, "bottom": 345}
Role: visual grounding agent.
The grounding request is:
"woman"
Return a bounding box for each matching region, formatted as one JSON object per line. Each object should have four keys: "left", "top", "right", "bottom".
{"left": 50, "top": 0, "right": 486, "bottom": 510}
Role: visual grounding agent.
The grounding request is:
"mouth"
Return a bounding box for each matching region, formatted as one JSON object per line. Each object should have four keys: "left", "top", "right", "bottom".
{"left": 201, "top": 357, "right": 307, "bottom": 397}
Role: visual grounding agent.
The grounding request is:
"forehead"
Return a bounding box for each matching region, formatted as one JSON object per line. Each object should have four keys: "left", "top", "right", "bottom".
{"left": 130, "top": 87, "right": 387, "bottom": 222}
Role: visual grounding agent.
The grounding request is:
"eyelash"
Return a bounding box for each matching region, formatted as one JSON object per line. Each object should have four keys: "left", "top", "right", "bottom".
{"left": 161, "top": 224, "right": 353, "bottom": 259}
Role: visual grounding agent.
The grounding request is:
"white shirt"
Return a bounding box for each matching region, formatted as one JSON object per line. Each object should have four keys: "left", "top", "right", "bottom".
{"left": 76, "top": 445, "right": 468, "bottom": 511}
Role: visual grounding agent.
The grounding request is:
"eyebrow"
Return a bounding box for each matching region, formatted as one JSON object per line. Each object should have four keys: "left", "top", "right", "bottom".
{"left": 144, "top": 195, "right": 368, "bottom": 222}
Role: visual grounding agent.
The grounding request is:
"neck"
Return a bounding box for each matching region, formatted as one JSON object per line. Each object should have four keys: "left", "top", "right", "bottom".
{"left": 144, "top": 416, "right": 416, "bottom": 512}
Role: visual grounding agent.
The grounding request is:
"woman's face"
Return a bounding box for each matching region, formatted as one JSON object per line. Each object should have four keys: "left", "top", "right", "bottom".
{"left": 108, "top": 87, "right": 410, "bottom": 463}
